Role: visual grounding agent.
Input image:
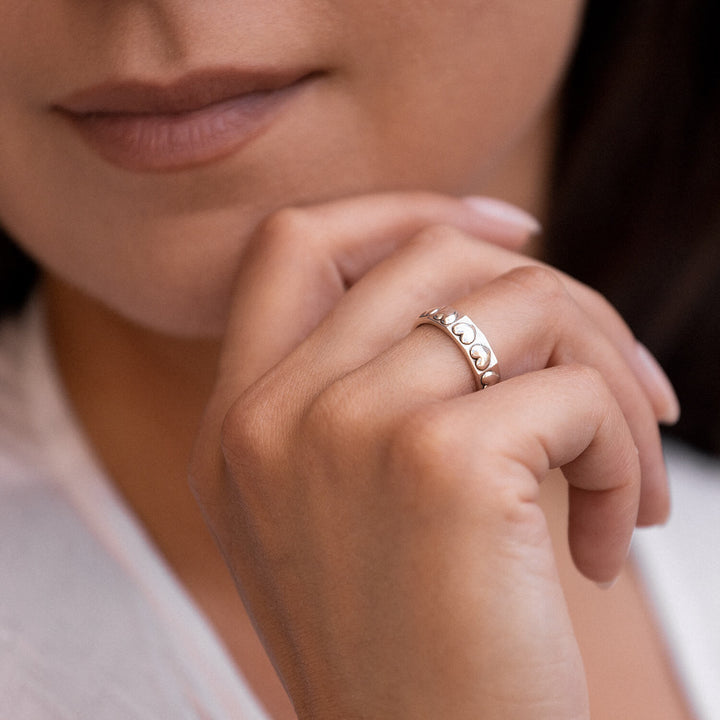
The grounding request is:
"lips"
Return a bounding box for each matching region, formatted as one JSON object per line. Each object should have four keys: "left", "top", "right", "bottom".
{"left": 54, "top": 69, "right": 319, "bottom": 172}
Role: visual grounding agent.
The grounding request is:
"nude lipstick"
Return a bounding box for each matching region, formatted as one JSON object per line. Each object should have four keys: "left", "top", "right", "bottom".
{"left": 54, "top": 69, "right": 318, "bottom": 172}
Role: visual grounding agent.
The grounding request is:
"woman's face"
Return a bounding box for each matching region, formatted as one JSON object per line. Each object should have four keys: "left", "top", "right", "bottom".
{"left": 0, "top": 1, "right": 583, "bottom": 335}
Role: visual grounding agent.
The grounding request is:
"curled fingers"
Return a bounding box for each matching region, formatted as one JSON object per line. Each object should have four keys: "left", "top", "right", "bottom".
{"left": 297, "top": 265, "right": 666, "bottom": 565}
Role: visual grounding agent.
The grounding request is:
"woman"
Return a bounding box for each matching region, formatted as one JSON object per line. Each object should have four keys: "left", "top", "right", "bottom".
{"left": 0, "top": 1, "right": 717, "bottom": 718}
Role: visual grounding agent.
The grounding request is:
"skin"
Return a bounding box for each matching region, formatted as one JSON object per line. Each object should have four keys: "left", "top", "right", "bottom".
{"left": 0, "top": 1, "right": 692, "bottom": 718}
{"left": 0, "top": 0, "right": 581, "bottom": 335}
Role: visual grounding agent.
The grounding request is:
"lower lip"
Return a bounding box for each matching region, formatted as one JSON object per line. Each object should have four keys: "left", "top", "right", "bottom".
{"left": 59, "top": 78, "right": 313, "bottom": 172}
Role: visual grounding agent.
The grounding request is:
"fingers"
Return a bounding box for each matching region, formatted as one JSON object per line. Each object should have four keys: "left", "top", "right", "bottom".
{"left": 283, "top": 223, "right": 672, "bottom": 524}
{"left": 217, "top": 193, "right": 538, "bottom": 395}
{"left": 302, "top": 264, "right": 667, "bottom": 526}
{"left": 303, "top": 224, "right": 677, "bottom": 431}
{"left": 379, "top": 366, "right": 640, "bottom": 584}
{"left": 207, "top": 196, "right": 673, "bottom": 538}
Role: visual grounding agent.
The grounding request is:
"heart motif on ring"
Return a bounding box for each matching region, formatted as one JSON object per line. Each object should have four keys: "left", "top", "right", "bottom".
{"left": 470, "top": 344, "right": 491, "bottom": 370}
{"left": 452, "top": 322, "right": 476, "bottom": 345}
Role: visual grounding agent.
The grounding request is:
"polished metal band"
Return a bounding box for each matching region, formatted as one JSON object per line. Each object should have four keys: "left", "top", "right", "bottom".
{"left": 416, "top": 306, "right": 501, "bottom": 390}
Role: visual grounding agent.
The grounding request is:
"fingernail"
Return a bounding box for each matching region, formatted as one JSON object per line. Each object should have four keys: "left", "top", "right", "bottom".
{"left": 461, "top": 196, "right": 542, "bottom": 236}
{"left": 636, "top": 342, "right": 681, "bottom": 425}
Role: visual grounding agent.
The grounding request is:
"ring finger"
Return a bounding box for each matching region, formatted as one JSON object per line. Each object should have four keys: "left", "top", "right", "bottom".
{"left": 300, "top": 264, "right": 667, "bottom": 524}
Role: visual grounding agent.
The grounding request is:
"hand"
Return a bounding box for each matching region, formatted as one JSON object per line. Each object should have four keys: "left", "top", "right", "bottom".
{"left": 190, "top": 192, "right": 675, "bottom": 719}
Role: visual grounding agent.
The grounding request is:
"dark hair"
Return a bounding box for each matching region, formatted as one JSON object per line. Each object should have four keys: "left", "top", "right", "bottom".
{"left": 546, "top": 0, "right": 720, "bottom": 454}
{"left": 0, "top": 228, "right": 38, "bottom": 314}
{"left": 1, "top": 0, "right": 719, "bottom": 452}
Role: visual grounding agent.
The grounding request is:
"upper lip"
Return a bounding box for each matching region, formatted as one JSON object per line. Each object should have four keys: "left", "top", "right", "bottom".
{"left": 54, "top": 67, "right": 317, "bottom": 115}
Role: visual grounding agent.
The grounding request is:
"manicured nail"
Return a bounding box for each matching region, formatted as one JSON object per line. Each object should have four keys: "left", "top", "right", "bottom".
{"left": 461, "top": 196, "right": 542, "bottom": 236}
{"left": 636, "top": 342, "right": 681, "bottom": 425}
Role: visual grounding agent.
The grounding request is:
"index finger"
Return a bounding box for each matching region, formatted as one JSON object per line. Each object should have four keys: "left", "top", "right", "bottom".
{"left": 215, "top": 192, "right": 538, "bottom": 397}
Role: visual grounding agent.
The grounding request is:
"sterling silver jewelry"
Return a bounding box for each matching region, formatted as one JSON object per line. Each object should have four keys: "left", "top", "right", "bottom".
{"left": 416, "top": 306, "right": 501, "bottom": 390}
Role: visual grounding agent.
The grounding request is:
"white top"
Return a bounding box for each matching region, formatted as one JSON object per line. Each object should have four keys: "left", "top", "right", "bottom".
{"left": 633, "top": 443, "right": 720, "bottom": 720}
{"left": 0, "top": 300, "right": 718, "bottom": 719}
{"left": 0, "top": 301, "right": 270, "bottom": 719}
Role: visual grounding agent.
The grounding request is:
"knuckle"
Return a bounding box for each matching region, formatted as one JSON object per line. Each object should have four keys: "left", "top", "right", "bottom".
{"left": 502, "top": 264, "right": 569, "bottom": 306}
{"left": 565, "top": 362, "right": 608, "bottom": 393}
{"left": 559, "top": 363, "right": 614, "bottom": 411}
{"left": 303, "top": 383, "right": 345, "bottom": 440}
{"left": 386, "top": 406, "right": 456, "bottom": 483}
{"left": 257, "top": 206, "right": 312, "bottom": 242}
{"left": 220, "top": 389, "right": 280, "bottom": 473}
{"left": 301, "top": 377, "right": 375, "bottom": 457}
{"left": 386, "top": 409, "right": 536, "bottom": 526}
{"left": 254, "top": 207, "right": 316, "bottom": 262}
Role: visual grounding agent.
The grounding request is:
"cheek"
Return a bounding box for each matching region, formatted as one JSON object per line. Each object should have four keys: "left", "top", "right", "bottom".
{"left": 337, "top": 0, "right": 584, "bottom": 186}
{"left": 0, "top": 1, "right": 583, "bottom": 339}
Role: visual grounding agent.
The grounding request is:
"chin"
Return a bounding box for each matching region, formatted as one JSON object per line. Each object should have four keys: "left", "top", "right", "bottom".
{"left": 51, "top": 262, "right": 236, "bottom": 340}
{"left": 115, "top": 285, "right": 233, "bottom": 339}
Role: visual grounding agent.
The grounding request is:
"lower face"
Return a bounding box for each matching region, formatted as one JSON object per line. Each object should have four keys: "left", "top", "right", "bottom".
{"left": 0, "top": 1, "right": 583, "bottom": 336}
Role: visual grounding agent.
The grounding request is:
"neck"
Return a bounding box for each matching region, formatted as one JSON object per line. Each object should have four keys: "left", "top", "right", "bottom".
{"left": 42, "top": 276, "right": 221, "bottom": 571}
{"left": 42, "top": 275, "right": 299, "bottom": 719}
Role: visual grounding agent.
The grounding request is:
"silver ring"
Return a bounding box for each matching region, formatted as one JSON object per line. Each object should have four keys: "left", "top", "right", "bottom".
{"left": 416, "top": 306, "right": 501, "bottom": 390}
